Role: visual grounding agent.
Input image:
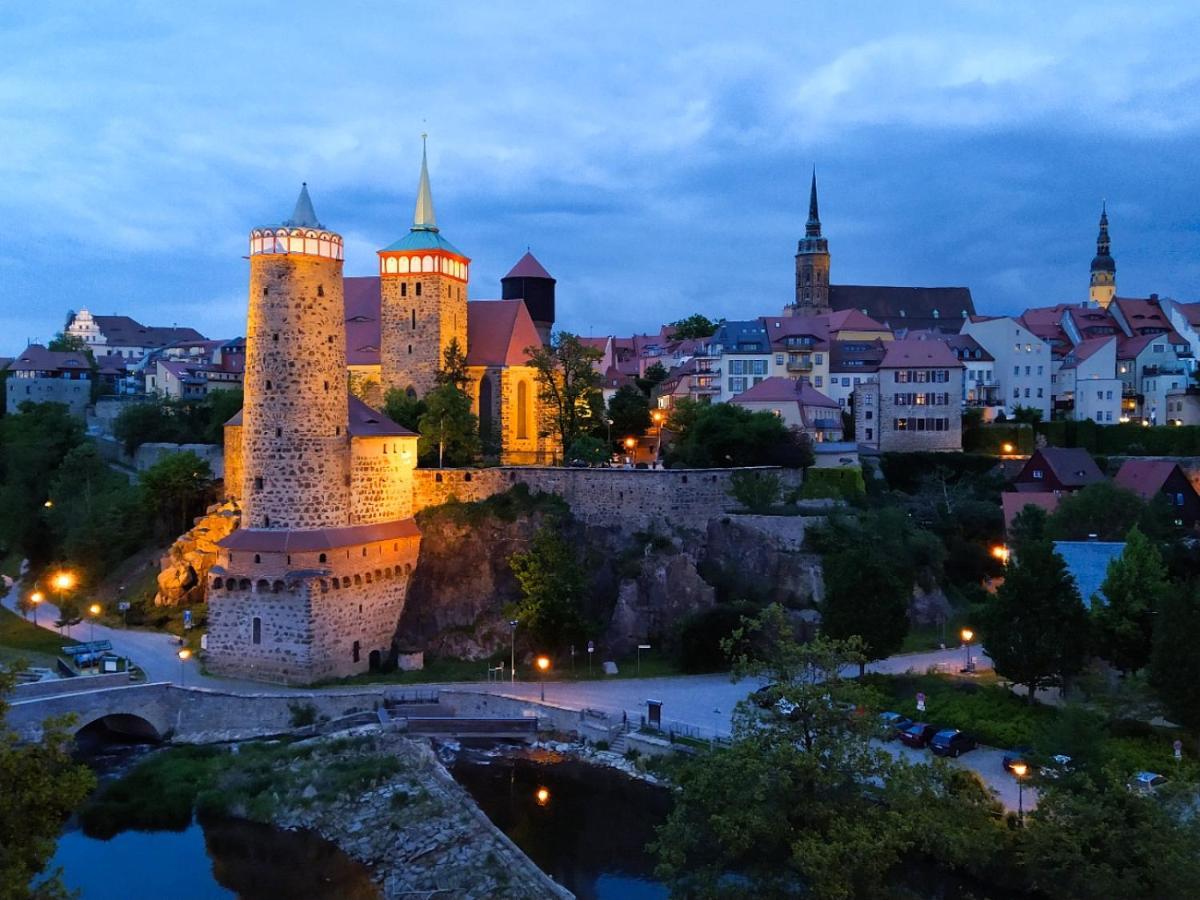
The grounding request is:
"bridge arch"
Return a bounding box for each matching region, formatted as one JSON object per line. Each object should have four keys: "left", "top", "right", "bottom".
{"left": 75, "top": 712, "right": 164, "bottom": 747}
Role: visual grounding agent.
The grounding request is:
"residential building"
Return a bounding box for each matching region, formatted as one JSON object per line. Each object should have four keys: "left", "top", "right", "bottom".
{"left": 827, "top": 338, "right": 886, "bottom": 410}
{"left": 960, "top": 316, "right": 1052, "bottom": 420}
{"left": 1002, "top": 492, "right": 1061, "bottom": 533}
{"left": 707, "top": 319, "right": 773, "bottom": 401}
{"left": 1164, "top": 387, "right": 1200, "bottom": 426}
{"left": 731, "top": 377, "right": 843, "bottom": 442}
{"left": 5, "top": 344, "right": 93, "bottom": 416}
{"left": 1114, "top": 459, "right": 1200, "bottom": 528}
{"left": 853, "top": 339, "right": 963, "bottom": 452}
{"left": 1055, "top": 337, "right": 1122, "bottom": 424}
{"left": 1011, "top": 448, "right": 1104, "bottom": 494}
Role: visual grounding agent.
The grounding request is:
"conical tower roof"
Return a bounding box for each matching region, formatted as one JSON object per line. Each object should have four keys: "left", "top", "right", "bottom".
{"left": 504, "top": 251, "right": 555, "bottom": 281}
{"left": 284, "top": 182, "right": 323, "bottom": 229}
{"left": 1091, "top": 201, "right": 1115, "bottom": 274}
{"left": 806, "top": 168, "right": 821, "bottom": 238}
{"left": 412, "top": 134, "right": 438, "bottom": 232}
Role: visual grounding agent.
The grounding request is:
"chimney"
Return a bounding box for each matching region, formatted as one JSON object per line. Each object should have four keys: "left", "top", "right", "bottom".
{"left": 1150, "top": 293, "right": 1159, "bottom": 302}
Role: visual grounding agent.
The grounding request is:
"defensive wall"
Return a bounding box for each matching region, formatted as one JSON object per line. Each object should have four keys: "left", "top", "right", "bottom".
{"left": 412, "top": 466, "right": 804, "bottom": 529}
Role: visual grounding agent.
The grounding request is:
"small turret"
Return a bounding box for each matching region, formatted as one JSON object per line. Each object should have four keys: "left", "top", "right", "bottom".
{"left": 501, "top": 251, "right": 556, "bottom": 345}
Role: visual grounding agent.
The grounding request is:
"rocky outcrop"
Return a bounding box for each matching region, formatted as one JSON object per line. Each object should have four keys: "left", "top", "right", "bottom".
{"left": 699, "top": 515, "right": 826, "bottom": 607}
{"left": 155, "top": 500, "right": 240, "bottom": 606}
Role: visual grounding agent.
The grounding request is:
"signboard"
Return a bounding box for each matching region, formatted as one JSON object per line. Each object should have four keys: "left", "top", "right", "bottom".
{"left": 638, "top": 644, "right": 651, "bottom": 650}
{"left": 183, "top": 610, "right": 193, "bottom": 630}
{"left": 587, "top": 641, "right": 595, "bottom": 654}
{"left": 117, "top": 602, "right": 131, "bottom": 612}
{"left": 916, "top": 692, "right": 926, "bottom": 713}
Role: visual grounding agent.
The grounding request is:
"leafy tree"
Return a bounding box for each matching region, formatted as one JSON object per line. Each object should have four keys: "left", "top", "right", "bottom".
{"left": 564, "top": 435, "right": 608, "bottom": 465}
{"left": 383, "top": 387, "right": 427, "bottom": 433}
{"left": 1046, "top": 481, "right": 1148, "bottom": 541}
{"left": 524, "top": 332, "right": 603, "bottom": 460}
{"left": 1031, "top": 703, "right": 1109, "bottom": 778}
{"left": 635, "top": 361, "right": 669, "bottom": 396}
{"left": 668, "top": 313, "right": 719, "bottom": 340}
{"left": 821, "top": 542, "right": 910, "bottom": 674}
{"left": 1016, "top": 776, "right": 1200, "bottom": 898}
{"left": 1092, "top": 526, "right": 1167, "bottom": 674}
{"left": 667, "top": 402, "right": 811, "bottom": 468}
{"left": 980, "top": 539, "right": 1091, "bottom": 703}
{"left": 113, "top": 402, "right": 174, "bottom": 456}
{"left": 417, "top": 384, "right": 479, "bottom": 467}
{"left": 1009, "top": 502, "right": 1048, "bottom": 555}
{"left": 0, "top": 666, "right": 96, "bottom": 898}
{"left": 1011, "top": 404, "right": 1043, "bottom": 425}
{"left": 204, "top": 388, "right": 244, "bottom": 444}
{"left": 606, "top": 384, "right": 650, "bottom": 441}
{"left": 140, "top": 451, "right": 213, "bottom": 537}
{"left": 46, "top": 331, "right": 90, "bottom": 356}
{"left": 508, "top": 523, "right": 590, "bottom": 652}
{"left": 1149, "top": 581, "right": 1200, "bottom": 751}
{"left": 727, "top": 470, "right": 780, "bottom": 512}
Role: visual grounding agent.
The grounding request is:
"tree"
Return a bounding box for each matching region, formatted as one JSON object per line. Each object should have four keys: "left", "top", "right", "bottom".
{"left": 1009, "top": 503, "right": 1048, "bottom": 555}
{"left": 1046, "top": 481, "right": 1148, "bottom": 541}
{"left": 508, "top": 522, "right": 590, "bottom": 651}
{"left": 434, "top": 337, "right": 469, "bottom": 390}
{"left": 1092, "top": 526, "right": 1167, "bottom": 674}
{"left": 668, "top": 314, "right": 719, "bottom": 339}
{"left": 980, "top": 539, "right": 1091, "bottom": 703}
{"left": 1011, "top": 404, "right": 1043, "bottom": 425}
{"left": 564, "top": 435, "right": 608, "bottom": 466}
{"left": 140, "top": 451, "right": 213, "bottom": 537}
{"left": 667, "top": 402, "right": 812, "bottom": 468}
{"left": 635, "top": 361, "right": 669, "bottom": 396}
{"left": 417, "top": 384, "right": 479, "bottom": 467}
{"left": 46, "top": 331, "right": 89, "bottom": 355}
{"left": 383, "top": 388, "right": 427, "bottom": 433}
{"left": 727, "top": 470, "right": 780, "bottom": 512}
{"left": 606, "top": 384, "right": 650, "bottom": 442}
{"left": 821, "top": 543, "right": 910, "bottom": 674}
{"left": 525, "top": 332, "right": 603, "bottom": 459}
{"left": 205, "top": 389, "right": 244, "bottom": 445}
{"left": 1149, "top": 582, "right": 1200, "bottom": 751}
{"left": 0, "top": 666, "right": 96, "bottom": 899}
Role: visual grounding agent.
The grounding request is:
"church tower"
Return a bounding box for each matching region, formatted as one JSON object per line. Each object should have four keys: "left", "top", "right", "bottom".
{"left": 242, "top": 184, "right": 350, "bottom": 530}
{"left": 379, "top": 137, "right": 471, "bottom": 397}
{"left": 790, "top": 170, "right": 831, "bottom": 317}
{"left": 1089, "top": 203, "right": 1116, "bottom": 309}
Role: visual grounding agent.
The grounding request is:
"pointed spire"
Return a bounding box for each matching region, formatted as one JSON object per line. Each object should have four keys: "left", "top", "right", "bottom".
{"left": 412, "top": 134, "right": 438, "bottom": 232}
{"left": 806, "top": 168, "right": 821, "bottom": 238}
{"left": 285, "top": 182, "right": 322, "bottom": 229}
{"left": 1096, "top": 201, "right": 1111, "bottom": 256}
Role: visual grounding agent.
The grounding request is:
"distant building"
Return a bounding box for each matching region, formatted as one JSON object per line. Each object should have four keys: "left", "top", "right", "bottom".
{"left": 67, "top": 309, "right": 206, "bottom": 360}
{"left": 1089, "top": 204, "right": 1116, "bottom": 309}
{"left": 853, "top": 339, "right": 963, "bottom": 452}
{"left": 1114, "top": 459, "right": 1200, "bottom": 528}
{"left": 1011, "top": 448, "right": 1104, "bottom": 494}
{"left": 5, "top": 344, "right": 92, "bottom": 416}
{"left": 960, "top": 315, "right": 1053, "bottom": 420}
{"left": 731, "top": 376, "right": 843, "bottom": 442}
{"left": 1002, "top": 492, "right": 1061, "bottom": 533}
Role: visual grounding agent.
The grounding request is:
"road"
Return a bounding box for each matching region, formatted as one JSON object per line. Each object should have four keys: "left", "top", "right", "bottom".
{"left": 4, "top": 579, "right": 1031, "bottom": 809}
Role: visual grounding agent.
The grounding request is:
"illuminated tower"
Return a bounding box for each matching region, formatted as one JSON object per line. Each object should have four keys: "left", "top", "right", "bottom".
{"left": 242, "top": 184, "right": 350, "bottom": 530}
{"left": 379, "top": 137, "right": 471, "bottom": 397}
{"left": 1089, "top": 202, "right": 1116, "bottom": 309}
{"left": 791, "top": 169, "right": 831, "bottom": 316}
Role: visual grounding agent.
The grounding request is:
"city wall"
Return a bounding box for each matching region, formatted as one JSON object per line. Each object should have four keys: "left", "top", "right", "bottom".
{"left": 412, "top": 466, "right": 803, "bottom": 530}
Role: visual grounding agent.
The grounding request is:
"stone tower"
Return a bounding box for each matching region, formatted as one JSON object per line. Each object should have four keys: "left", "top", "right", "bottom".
{"left": 1090, "top": 202, "right": 1116, "bottom": 309}
{"left": 379, "top": 137, "right": 471, "bottom": 397}
{"left": 790, "top": 169, "right": 831, "bottom": 317}
{"left": 501, "top": 251, "right": 556, "bottom": 345}
{"left": 242, "top": 184, "right": 351, "bottom": 530}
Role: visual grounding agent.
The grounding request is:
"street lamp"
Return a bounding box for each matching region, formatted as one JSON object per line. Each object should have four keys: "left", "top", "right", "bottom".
{"left": 1011, "top": 762, "right": 1028, "bottom": 825}
{"left": 991, "top": 545, "right": 1010, "bottom": 564}
{"left": 536, "top": 655, "right": 551, "bottom": 702}
{"left": 535, "top": 786, "right": 551, "bottom": 807}
{"left": 88, "top": 603, "right": 101, "bottom": 646}
{"left": 52, "top": 570, "right": 75, "bottom": 637}
{"left": 178, "top": 648, "right": 192, "bottom": 686}
{"left": 1001, "top": 442, "right": 1014, "bottom": 455}
{"left": 961, "top": 628, "right": 975, "bottom": 672}
{"left": 29, "top": 591, "right": 43, "bottom": 625}
{"left": 509, "top": 620, "right": 518, "bottom": 684}
{"left": 652, "top": 410, "right": 665, "bottom": 463}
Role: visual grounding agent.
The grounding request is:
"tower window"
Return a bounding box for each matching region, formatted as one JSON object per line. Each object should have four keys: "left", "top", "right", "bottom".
{"left": 408, "top": 344, "right": 413, "bottom": 354}
{"left": 328, "top": 335, "right": 334, "bottom": 343}
{"left": 254, "top": 554, "right": 261, "bottom": 563}
{"left": 252, "top": 617, "right": 262, "bottom": 645}
{"left": 275, "top": 427, "right": 282, "bottom": 438}
{"left": 319, "top": 553, "right": 327, "bottom": 563}
{"left": 401, "top": 283, "right": 407, "bottom": 297}
{"left": 323, "top": 381, "right": 329, "bottom": 391}
{"left": 411, "top": 309, "right": 416, "bottom": 329}
{"left": 317, "top": 285, "right": 324, "bottom": 297}
{"left": 265, "top": 380, "right": 272, "bottom": 390}
{"left": 335, "top": 426, "right": 341, "bottom": 435}
{"left": 253, "top": 477, "right": 263, "bottom": 491}
{"left": 273, "top": 333, "right": 279, "bottom": 342}
{"left": 263, "top": 287, "right": 269, "bottom": 296}
{"left": 415, "top": 283, "right": 422, "bottom": 297}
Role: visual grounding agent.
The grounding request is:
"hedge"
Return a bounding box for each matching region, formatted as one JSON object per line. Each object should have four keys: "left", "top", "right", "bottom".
{"left": 1037, "top": 420, "right": 1200, "bottom": 456}
{"left": 799, "top": 466, "right": 865, "bottom": 500}
{"left": 963, "top": 422, "right": 1036, "bottom": 455}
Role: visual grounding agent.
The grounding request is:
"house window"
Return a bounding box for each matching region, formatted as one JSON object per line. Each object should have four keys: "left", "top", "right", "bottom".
{"left": 775, "top": 354, "right": 784, "bottom": 365}
{"left": 866, "top": 428, "right": 874, "bottom": 440}
{"left": 814, "top": 376, "right": 823, "bottom": 387}
{"left": 1032, "top": 469, "right": 1044, "bottom": 479}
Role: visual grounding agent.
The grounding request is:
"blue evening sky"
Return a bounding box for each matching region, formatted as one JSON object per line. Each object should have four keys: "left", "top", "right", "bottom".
{"left": 2, "top": 2, "right": 1199, "bottom": 349}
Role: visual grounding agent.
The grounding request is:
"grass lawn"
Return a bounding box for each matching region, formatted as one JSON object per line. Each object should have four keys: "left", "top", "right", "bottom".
{"left": 0, "top": 604, "right": 77, "bottom": 668}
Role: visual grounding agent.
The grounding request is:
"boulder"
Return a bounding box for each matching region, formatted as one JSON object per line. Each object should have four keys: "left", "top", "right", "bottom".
{"left": 155, "top": 500, "right": 240, "bottom": 606}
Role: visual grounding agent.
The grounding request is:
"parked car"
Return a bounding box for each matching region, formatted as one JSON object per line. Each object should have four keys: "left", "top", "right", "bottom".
{"left": 1128, "top": 771, "right": 1168, "bottom": 794}
{"left": 930, "top": 729, "right": 977, "bottom": 758}
{"left": 879, "top": 712, "right": 912, "bottom": 739}
{"left": 898, "top": 722, "right": 939, "bottom": 749}
{"left": 1002, "top": 748, "right": 1034, "bottom": 775}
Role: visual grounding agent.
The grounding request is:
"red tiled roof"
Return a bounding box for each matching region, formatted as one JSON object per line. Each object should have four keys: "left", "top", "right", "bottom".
{"left": 1112, "top": 296, "right": 1170, "bottom": 333}
{"left": 1114, "top": 459, "right": 1183, "bottom": 500}
{"left": 348, "top": 396, "right": 416, "bottom": 437}
{"left": 879, "top": 339, "right": 962, "bottom": 368}
{"left": 1002, "top": 492, "right": 1061, "bottom": 530}
{"left": 503, "top": 251, "right": 554, "bottom": 281}
{"left": 466, "top": 299, "right": 542, "bottom": 368}
{"left": 734, "top": 376, "right": 838, "bottom": 407}
{"left": 91, "top": 315, "right": 206, "bottom": 348}
{"left": 219, "top": 517, "right": 420, "bottom": 552}
{"left": 1060, "top": 336, "right": 1114, "bottom": 369}
{"left": 1019, "top": 448, "right": 1104, "bottom": 488}
{"left": 824, "top": 308, "right": 889, "bottom": 333}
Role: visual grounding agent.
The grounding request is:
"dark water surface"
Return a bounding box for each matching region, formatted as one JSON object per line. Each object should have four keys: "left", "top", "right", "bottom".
{"left": 451, "top": 747, "right": 672, "bottom": 900}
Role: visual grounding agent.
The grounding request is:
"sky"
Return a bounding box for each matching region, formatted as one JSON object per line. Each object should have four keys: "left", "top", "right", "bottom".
{"left": 3, "top": 1, "right": 1199, "bottom": 349}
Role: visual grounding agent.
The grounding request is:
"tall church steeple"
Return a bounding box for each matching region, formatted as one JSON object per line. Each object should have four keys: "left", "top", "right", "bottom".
{"left": 789, "top": 168, "right": 831, "bottom": 317}
{"left": 412, "top": 134, "right": 437, "bottom": 232}
{"left": 1090, "top": 202, "right": 1116, "bottom": 309}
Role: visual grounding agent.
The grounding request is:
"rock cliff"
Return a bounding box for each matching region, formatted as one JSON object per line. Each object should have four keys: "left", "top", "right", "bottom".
{"left": 156, "top": 500, "right": 240, "bottom": 606}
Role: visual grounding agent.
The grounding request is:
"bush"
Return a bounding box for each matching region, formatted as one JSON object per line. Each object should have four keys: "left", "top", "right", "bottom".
{"left": 727, "top": 470, "right": 780, "bottom": 511}
{"left": 288, "top": 702, "right": 318, "bottom": 728}
{"left": 963, "top": 422, "right": 1035, "bottom": 455}
{"left": 799, "top": 467, "right": 865, "bottom": 500}
{"left": 1037, "top": 420, "right": 1200, "bottom": 455}
{"left": 675, "top": 602, "right": 757, "bottom": 673}
{"left": 879, "top": 453, "right": 998, "bottom": 492}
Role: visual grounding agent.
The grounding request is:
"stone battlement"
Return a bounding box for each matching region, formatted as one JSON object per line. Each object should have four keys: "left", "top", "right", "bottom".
{"left": 413, "top": 466, "right": 803, "bottom": 529}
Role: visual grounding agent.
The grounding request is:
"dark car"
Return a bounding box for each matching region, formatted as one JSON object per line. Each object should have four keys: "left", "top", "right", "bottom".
{"left": 1002, "top": 747, "right": 1034, "bottom": 775}
{"left": 880, "top": 712, "right": 912, "bottom": 739}
{"left": 930, "top": 729, "right": 977, "bottom": 758}
{"left": 898, "top": 722, "right": 939, "bottom": 749}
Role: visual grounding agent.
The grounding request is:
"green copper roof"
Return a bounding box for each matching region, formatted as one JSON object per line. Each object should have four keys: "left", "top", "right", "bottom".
{"left": 382, "top": 229, "right": 464, "bottom": 255}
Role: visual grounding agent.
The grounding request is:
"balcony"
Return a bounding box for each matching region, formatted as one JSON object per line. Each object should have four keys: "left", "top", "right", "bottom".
{"left": 786, "top": 358, "right": 814, "bottom": 373}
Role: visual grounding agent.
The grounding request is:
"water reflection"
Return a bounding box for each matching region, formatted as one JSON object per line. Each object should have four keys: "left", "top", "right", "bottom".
{"left": 452, "top": 747, "right": 671, "bottom": 900}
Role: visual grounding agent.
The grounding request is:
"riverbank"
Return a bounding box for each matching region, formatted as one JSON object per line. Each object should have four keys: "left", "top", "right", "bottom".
{"left": 81, "top": 729, "right": 571, "bottom": 899}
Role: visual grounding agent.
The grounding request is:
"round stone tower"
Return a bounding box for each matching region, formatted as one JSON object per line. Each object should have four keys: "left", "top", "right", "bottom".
{"left": 241, "top": 184, "right": 351, "bottom": 530}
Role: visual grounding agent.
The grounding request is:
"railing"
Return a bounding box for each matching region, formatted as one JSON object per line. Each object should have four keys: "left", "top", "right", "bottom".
{"left": 786, "top": 359, "right": 813, "bottom": 373}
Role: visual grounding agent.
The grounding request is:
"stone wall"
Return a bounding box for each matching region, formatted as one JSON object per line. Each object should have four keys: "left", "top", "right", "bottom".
{"left": 350, "top": 435, "right": 417, "bottom": 523}
{"left": 223, "top": 423, "right": 243, "bottom": 501}
{"left": 136, "top": 442, "right": 225, "bottom": 477}
{"left": 380, "top": 268, "right": 467, "bottom": 398}
{"left": 412, "top": 465, "right": 803, "bottom": 530}
{"left": 11, "top": 671, "right": 134, "bottom": 701}
{"left": 6, "top": 376, "right": 90, "bottom": 417}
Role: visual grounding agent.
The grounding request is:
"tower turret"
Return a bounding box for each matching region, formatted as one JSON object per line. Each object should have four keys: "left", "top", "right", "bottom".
{"left": 790, "top": 169, "right": 831, "bottom": 317}
{"left": 242, "top": 184, "right": 351, "bottom": 530}
{"left": 379, "top": 137, "right": 470, "bottom": 397}
{"left": 1090, "top": 202, "right": 1116, "bottom": 309}
{"left": 501, "top": 251, "right": 556, "bottom": 345}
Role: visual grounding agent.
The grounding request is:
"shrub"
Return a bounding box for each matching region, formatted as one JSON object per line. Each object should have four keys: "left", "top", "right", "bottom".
{"left": 288, "top": 701, "right": 318, "bottom": 728}
{"left": 799, "top": 467, "right": 865, "bottom": 500}
{"left": 675, "top": 602, "right": 758, "bottom": 673}
{"left": 727, "top": 470, "right": 780, "bottom": 511}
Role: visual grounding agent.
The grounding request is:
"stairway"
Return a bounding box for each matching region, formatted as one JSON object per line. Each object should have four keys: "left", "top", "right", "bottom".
{"left": 608, "top": 732, "right": 629, "bottom": 755}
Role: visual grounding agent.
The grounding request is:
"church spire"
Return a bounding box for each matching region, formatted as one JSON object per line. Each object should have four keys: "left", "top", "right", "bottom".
{"left": 806, "top": 168, "right": 821, "bottom": 238}
{"left": 412, "top": 134, "right": 438, "bottom": 232}
{"left": 285, "top": 182, "right": 322, "bottom": 229}
{"left": 1090, "top": 201, "right": 1116, "bottom": 309}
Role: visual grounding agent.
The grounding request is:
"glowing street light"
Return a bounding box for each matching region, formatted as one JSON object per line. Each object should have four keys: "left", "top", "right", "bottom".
{"left": 178, "top": 648, "right": 192, "bottom": 686}
{"left": 508, "top": 620, "right": 518, "bottom": 684}
{"left": 1001, "top": 442, "right": 1014, "bottom": 455}
{"left": 961, "top": 628, "right": 975, "bottom": 672}
{"left": 53, "top": 571, "right": 74, "bottom": 592}
{"left": 43, "top": 500, "right": 54, "bottom": 508}
{"left": 1011, "top": 762, "right": 1028, "bottom": 825}
{"left": 88, "top": 603, "right": 101, "bottom": 654}
{"left": 536, "top": 655, "right": 551, "bottom": 702}
{"left": 29, "top": 591, "right": 44, "bottom": 625}
{"left": 991, "top": 545, "right": 1010, "bottom": 564}
{"left": 535, "top": 786, "right": 551, "bottom": 807}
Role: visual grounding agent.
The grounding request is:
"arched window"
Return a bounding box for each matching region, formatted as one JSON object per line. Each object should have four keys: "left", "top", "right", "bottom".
{"left": 422, "top": 255, "right": 434, "bottom": 272}
{"left": 385, "top": 257, "right": 397, "bottom": 274}
{"left": 255, "top": 579, "right": 269, "bottom": 593}
{"left": 212, "top": 577, "right": 224, "bottom": 590}
{"left": 254, "top": 554, "right": 261, "bottom": 564}
{"left": 517, "top": 380, "right": 529, "bottom": 440}
{"left": 319, "top": 553, "right": 327, "bottom": 563}
{"left": 398, "top": 257, "right": 409, "bottom": 274}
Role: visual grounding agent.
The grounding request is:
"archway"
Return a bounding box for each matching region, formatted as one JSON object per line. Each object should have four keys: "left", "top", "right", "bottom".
{"left": 74, "top": 713, "right": 163, "bottom": 755}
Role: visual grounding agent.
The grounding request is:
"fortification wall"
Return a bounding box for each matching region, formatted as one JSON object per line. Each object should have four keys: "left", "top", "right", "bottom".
{"left": 413, "top": 466, "right": 802, "bottom": 529}
{"left": 350, "top": 435, "right": 417, "bottom": 523}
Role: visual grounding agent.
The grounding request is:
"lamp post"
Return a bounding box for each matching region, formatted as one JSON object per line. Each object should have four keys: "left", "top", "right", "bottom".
{"left": 536, "top": 655, "right": 550, "bottom": 702}
{"left": 88, "top": 604, "right": 101, "bottom": 667}
{"left": 52, "top": 570, "right": 75, "bottom": 637}
{"left": 1011, "top": 762, "right": 1027, "bottom": 825}
{"left": 624, "top": 436, "right": 636, "bottom": 465}
{"left": 29, "top": 591, "right": 43, "bottom": 625}
{"left": 652, "top": 410, "right": 665, "bottom": 464}
{"left": 991, "top": 545, "right": 1010, "bottom": 565}
{"left": 509, "top": 620, "right": 518, "bottom": 684}
{"left": 960, "top": 628, "right": 974, "bottom": 672}
{"left": 178, "top": 648, "right": 191, "bottom": 686}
